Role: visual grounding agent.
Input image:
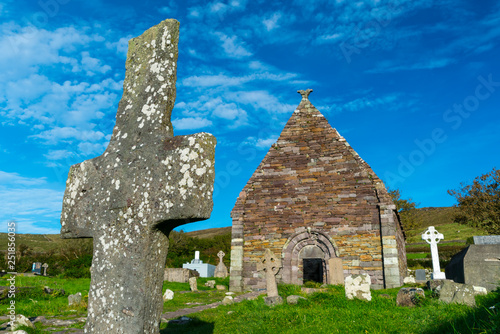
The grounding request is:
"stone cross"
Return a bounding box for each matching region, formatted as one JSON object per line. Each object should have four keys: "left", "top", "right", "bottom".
{"left": 42, "top": 263, "right": 48, "bottom": 276}
{"left": 214, "top": 250, "right": 228, "bottom": 278}
{"left": 60, "top": 19, "right": 216, "bottom": 334}
{"left": 256, "top": 249, "right": 282, "bottom": 297}
{"left": 217, "top": 250, "right": 225, "bottom": 263}
{"left": 422, "top": 226, "right": 446, "bottom": 279}
{"left": 298, "top": 89, "right": 313, "bottom": 100}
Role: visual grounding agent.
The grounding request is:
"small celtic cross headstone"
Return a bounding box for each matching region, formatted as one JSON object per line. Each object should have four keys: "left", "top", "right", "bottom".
{"left": 60, "top": 19, "right": 216, "bottom": 334}
{"left": 42, "top": 263, "right": 48, "bottom": 276}
{"left": 422, "top": 226, "right": 446, "bottom": 279}
{"left": 256, "top": 249, "right": 282, "bottom": 297}
{"left": 214, "top": 250, "right": 228, "bottom": 278}
{"left": 217, "top": 250, "right": 225, "bottom": 262}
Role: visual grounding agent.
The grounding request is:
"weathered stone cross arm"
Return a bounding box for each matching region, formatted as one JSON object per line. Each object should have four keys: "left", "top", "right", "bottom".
{"left": 60, "top": 19, "right": 216, "bottom": 334}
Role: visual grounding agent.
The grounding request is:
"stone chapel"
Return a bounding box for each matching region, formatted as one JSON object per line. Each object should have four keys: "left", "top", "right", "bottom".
{"left": 229, "top": 89, "right": 407, "bottom": 292}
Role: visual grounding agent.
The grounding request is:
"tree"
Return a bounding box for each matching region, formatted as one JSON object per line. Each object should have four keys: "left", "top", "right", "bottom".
{"left": 448, "top": 167, "right": 500, "bottom": 234}
{"left": 388, "top": 188, "right": 422, "bottom": 232}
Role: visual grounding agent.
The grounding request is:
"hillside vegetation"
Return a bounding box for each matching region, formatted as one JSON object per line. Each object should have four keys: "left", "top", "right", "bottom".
{"left": 1, "top": 206, "right": 492, "bottom": 273}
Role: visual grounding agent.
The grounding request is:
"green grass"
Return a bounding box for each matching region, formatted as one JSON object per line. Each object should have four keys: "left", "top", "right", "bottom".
{"left": 0, "top": 275, "right": 90, "bottom": 318}
{"left": 407, "top": 253, "right": 428, "bottom": 259}
{"left": 160, "top": 285, "right": 500, "bottom": 334}
{"left": 2, "top": 277, "right": 499, "bottom": 334}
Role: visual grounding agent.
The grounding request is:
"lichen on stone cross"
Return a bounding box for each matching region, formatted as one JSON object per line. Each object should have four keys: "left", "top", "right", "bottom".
{"left": 256, "top": 249, "right": 282, "bottom": 297}
{"left": 60, "top": 19, "right": 216, "bottom": 334}
{"left": 297, "top": 88, "right": 313, "bottom": 100}
{"left": 217, "top": 250, "right": 225, "bottom": 262}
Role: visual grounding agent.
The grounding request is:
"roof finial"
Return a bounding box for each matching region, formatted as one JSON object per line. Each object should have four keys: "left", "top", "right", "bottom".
{"left": 298, "top": 89, "right": 313, "bottom": 100}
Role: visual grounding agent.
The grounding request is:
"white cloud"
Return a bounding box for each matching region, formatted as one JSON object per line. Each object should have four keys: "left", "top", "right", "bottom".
{"left": 158, "top": 1, "right": 178, "bottom": 15}
{"left": 0, "top": 170, "right": 63, "bottom": 234}
{"left": 32, "top": 127, "right": 105, "bottom": 144}
{"left": 81, "top": 51, "right": 112, "bottom": 75}
{"left": 0, "top": 171, "right": 47, "bottom": 186}
{"left": 105, "top": 36, "right": 132, "bottom": 56}
{"left": 1, "top": 218, "right": 61, "bottom": 234}
{"left": 44, "top": 150, "right": 74, "bottom": 161}
{"left": 263, "top": 12, "right": 282, "bottom": 31}
{"left": 215, "top": 32, "right": 252, "bottom": 58}
{"left": 227, "top": 90, "right": 295, "bottom": 114}
{"left": 210, "top": 2, "right": 229, "bottom": 15}
{"left": 172, "top": 117, "right": 213, "bottom": 130}
{"left": 78, "top": 142, "right": 106, "bottom": 156}
{"left": 243, "top": 135, "right": 279, "bottom": 150}
{"left": 181, "top": 72, "right": 299, "bottom": 88}
{"left": 367, "top": 58, "right": 456, "bottom": 73}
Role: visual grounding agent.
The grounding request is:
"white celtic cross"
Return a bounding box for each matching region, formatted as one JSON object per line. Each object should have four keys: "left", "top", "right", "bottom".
{"left": 422, "top": 226, "right": 446, "bottom": 279}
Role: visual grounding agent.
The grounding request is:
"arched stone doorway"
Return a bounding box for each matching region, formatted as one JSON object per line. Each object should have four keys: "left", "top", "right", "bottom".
{"left": 281, "top": 228, "right": 338, "bottom": 285}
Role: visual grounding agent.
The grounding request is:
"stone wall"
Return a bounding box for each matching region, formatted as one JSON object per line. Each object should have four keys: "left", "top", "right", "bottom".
{"left": 229, "top": 94, "right": 406, "bottom": 292}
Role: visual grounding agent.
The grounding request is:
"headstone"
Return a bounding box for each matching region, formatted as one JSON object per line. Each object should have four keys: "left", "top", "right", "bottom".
{"left": 403, "top": 276, "right": 416, "bottom": 284}
{"left": 11, "top": 315, "right": 35, "bottom": 331}
{"left": 163, "top": 289, "right": 174, "bottom": 301}
{"left": 205, "top": 280, "right": 216, "bottom": 288}
{"left": 287, "top": 295, "right": 306, "bottom": 305}
{"left": 183, "top": 251, "right": 216, "bottom": 277}
{"left": 222, "top": 296, "right": 233, "bottom": 305}
{"left": 327, "top": 258, "right": 344, "bottom": 285}
{"left": 345, "top": 274, "right": 372, "bottom": 301}
{"left": 396, "top": 287, "right": 425, "bottom": 307}
{"left": 445, "top": 244, "right": 500, "bottom": 291}
{"left": 438, "top": 281, "right": 476, "bottom": 307}
{"left": 256, "top": 249, "right": 282, "bottom": 298}
{"left": 59, "top": 19, "right": 216, "bottom": 334}
{"left": 415, "top": 269, "right": 426, "bottom": 282}
{"left": 68, "top": 292, "right": 82, "bottom": 306}
{"left": 32, "top": 262, "right": 42, "bottom": 275}
{"left": 473, "top": 235, "right": 500, "bottom": 245}
{"left": 189, "top": 277, "right": 198, "bottom": 292}
{"left": 42, "top": 263, "right": 48, "bottom": 276}
{"left": 164, "top": 268, "right": 199, "bottom": 283}
{"left": 422, "top": 226, "right": 446, "bottom": 279}
{"left": 214, "top": 250, "right": 229, "bottom": 278}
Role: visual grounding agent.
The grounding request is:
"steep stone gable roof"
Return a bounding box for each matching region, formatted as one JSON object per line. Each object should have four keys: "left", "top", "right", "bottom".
{"left": 232, "top": 92, "right": 395, "bottom": 228}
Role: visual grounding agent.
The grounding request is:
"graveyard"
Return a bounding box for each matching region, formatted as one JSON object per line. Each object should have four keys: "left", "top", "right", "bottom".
{"left": 2, "top": 4, "right": 500, "bottom": 333}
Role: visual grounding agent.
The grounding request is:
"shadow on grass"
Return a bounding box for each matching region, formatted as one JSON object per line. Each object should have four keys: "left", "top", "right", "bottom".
{"left": 423, "top": 289, "right": 500, "bottom": 334}
{"left": 161, "top": 319, "right": 215, "bottom": 334}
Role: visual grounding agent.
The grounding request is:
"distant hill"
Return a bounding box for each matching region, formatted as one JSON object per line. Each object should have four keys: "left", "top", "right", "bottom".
{"left": 0, "top": 226, "right": 233, "bottom": 252}
{"left": 405, "top": 206, "right": 489, "bottom": 244}
{"left": 185, "top": 226, "right": 231, "bottom": 239}
{"left": 1, "top": 206, "right": 491, "bottom": 252}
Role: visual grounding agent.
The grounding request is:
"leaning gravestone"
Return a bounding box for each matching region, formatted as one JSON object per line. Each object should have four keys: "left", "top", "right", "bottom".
{"left": 60, "top": 19, "right": 216, "bottom": 334}
{"left": 189, "top": 277, "right": 198, "bottom": 292}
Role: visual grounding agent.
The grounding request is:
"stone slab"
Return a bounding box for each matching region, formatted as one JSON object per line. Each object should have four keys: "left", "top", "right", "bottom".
{"left": 473, "top": 235, "right": 500, "bottom": 245}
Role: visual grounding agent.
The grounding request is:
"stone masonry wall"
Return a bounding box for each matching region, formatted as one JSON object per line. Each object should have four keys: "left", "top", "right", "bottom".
{"left": 229, "top": 94, "right": 406, "bottom": 292}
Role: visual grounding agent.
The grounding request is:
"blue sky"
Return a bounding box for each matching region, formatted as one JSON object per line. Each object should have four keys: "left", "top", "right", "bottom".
{"left": 1, "top": 0, "right": 499, "bottom": 234}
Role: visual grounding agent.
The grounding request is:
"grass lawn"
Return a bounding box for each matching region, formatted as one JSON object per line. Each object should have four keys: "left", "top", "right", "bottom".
{"left": 2, "top": 276, "right": 498, "bottom": 334}
{"left": 160, "top": 285, "right": 500, "bottom": 334}
{"left": 407, "top": 253, "right": 428, "bottom": 259}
